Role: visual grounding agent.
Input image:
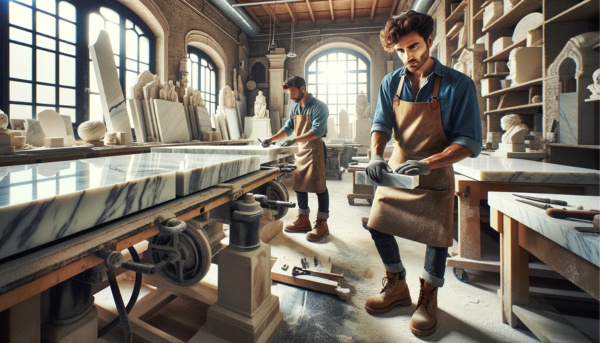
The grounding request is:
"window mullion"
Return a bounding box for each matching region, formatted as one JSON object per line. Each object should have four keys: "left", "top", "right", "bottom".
{"left": 119, "top": 15, "right": 125, "bottom": 95}
{"left": 55, "top": 2, "right": 59, "bottom": 111}
{"left": 32, "top": 0, "right": 37, "bottom": 117}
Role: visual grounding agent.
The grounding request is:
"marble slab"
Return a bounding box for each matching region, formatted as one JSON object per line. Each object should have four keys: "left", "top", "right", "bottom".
{"left": 141, "top": 100, "right": 158, "bottom": 142}
{"left": 355, "top": 171, "right": 419, "bottom": 189}
{"left": 488, "top": 192, "right": 599, "bottom": 267}
{"left": 195, "top": 107, "right": 212, "bottom": 134}
{"left": 89, "top": 30, "right": 133, "bottom": 144}
{"left": 453, "top": 155, "right": 600, "bottom": 184}
{"left": 151, "top": 145, "right": 298, "bottom": 164}
{"left": 270, "top": 110, "right": 281, "bottom": 134}
{"left": 38, "top": 110, "right": 67, "bottom": 144}
{"left": 235, "top": 99, "right": 247, "bottom": 131}
{"left": 153, "top": 99, "right": 190, "bottom": 143}
{"left": 24, "top": 119, "right": 46, "bottom": 147}
{"left": 559, "top": 93, "right": 578, "bottom": 145}
{"left": 60, "top": 115, "right": 75, "bottom": 146}
{"left": 211, "top": 113, "right": 220, "bottom": 133}
{"left": 0, "top": 155, "right": 176, "bottom": 260}
{"left": 127, "top": 99, "right": 149, "bottom": 143}
{"left": 224, "top": 108, "right": 241, "bottom": 140}
{"left": 218, "top": 114, "right": 230, "bottom": 141}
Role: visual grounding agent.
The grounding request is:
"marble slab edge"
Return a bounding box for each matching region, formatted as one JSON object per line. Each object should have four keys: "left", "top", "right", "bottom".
{"left": 355, "top": 171, "right": 419, "bottom": 189}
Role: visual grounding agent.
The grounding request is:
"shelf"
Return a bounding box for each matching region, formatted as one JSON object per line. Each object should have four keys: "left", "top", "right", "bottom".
{"left": 545, "top": 0, "right": 599, "bottom": 24}
{"left": 483, "top": 0, "right": 543, "bottom": 32}
{"left": 483, "top": 37, "right": 527, "bottom": 63}
{"left": 452, "top": 44, "right": 467, "bottom": 58}
{"left": 483, "top": 78, "right": 544, "bottom": 98}
{"left": 480, "top": 0, "right": 495, "bottom": 9}
{"left": 484, "top": 72, "right": 510, "bottom": 78}
{"left": 474, "top": 7, "right": 485, "bottom": 20}
{"left": 585, "top": 98, "right": 600, "bottom": 103}
{"left": 546, "top": 143, "right": 600, "bottom": 150}
{"left": 484, "top": 103, "right": 542, "bottom": 115}
{"left": 445, "top": 0, "right": 467, "bottom": 25}
{"left": 446, "top": 22, "right": 464, "bottom": 39}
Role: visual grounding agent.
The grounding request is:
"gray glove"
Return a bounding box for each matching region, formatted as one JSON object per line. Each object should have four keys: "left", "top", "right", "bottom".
{"left": 395, "top": 160, "right": 431, "bottom": 176}
{"left": 365, "top": 155, "right": 393, "bottom": 182}
{"left": 279, "top": 139, "right": 296, "bottom": 147}
{"left": 260, "top": 138, "right": 273, "bottom": 148}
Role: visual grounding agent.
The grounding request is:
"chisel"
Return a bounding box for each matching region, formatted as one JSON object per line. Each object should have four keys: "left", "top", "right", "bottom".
{"left": 513, "top": 194, "right": 568, "bottom": 206}
{"left": 517, "top": 199, "right": 598, "bottom": 221}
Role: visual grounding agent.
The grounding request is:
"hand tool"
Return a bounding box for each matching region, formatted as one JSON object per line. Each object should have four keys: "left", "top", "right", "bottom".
{"left": 301, "top": 257, "right": 309, "bottom": 269}
{"left": 517, "top": 199, "right": 599, "bottom": 221}
{"left": 314, "top": 256, "right": 319, "bottom": 267}
{"left": 513, "top": 194, "right": 568, "bottom": 206}
{"left": 257, "top": 138, "right": 275, "bottom": 146}
{"left": 516, "top": 199, "right": 555, "bottom": 210}
{"left": 292, "top": 267, "right": 344, "bottom": 280}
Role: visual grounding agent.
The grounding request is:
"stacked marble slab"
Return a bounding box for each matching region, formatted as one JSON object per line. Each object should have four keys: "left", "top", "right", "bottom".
{"left": 355, "top": 171, "right": 419, "bottom": 189}
{"left": 488, "top": 192, "right": 599, "bottom": 267}
{"left": 151, "top": 145, "right": 298, "bottom": 164}
{"left": 453, "top": 155, "right": 600, "bottom": 184}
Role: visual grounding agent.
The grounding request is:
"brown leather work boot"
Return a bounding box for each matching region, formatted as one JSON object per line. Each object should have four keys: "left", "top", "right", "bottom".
{"left": 410, "top": 277, "right": 439, "bottom": 336}
{"left": 365, "top": 272, "right": 411, "bottom": 314}
{"left": 284, "top": 214, "right": 312, "bottom": 233}
{"left": 305, "top": 218, "right": 329, "bottom": 241}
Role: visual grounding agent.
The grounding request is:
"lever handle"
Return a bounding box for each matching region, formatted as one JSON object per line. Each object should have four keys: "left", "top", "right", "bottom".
{"left": 121, "top": 261, "right": 157, "bottom": 275}
{"left": 546, "top": 208, "right": 598, "bottom": 221}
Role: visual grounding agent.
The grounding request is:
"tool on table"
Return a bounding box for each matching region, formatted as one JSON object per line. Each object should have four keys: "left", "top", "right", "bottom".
{"left": 281, "top": 264, "right": 289, "bottom": 271}
{"left": 257, "top": 138, "right": 275, "bottom": 146}
{"left": 301, "top": 257, "right": 309, "bottom": 269}
{"left": 314, "top": 256, "right": 319, "bottom": 267}
{"left": 575, "top": 227, "right": 599, "bottom": 234}
{"left": 513, "top": 194, "right": 568, "bottom": 206}
{"left": 516, "top": 199, "right": 555, "bottom": 210}
{"left": 517, "top": 199, "right": 599, "bottom": 221}
{"left": 292, "top": 267, "right": 344, "bottom": 281}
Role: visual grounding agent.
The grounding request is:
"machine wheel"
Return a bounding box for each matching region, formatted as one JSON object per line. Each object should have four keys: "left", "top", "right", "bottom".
{"left": 348, "top": 198, "right": 355, "bottom": 205}
{"left": 453, "top": 267, "right": 469, "bottom": 283}
{"left": 151, "top": 226, "right": 212, "bottom": 287}
{"left": 251, "top": 179, "right": 290, "bottom": 220}
{"left": 367, "top": 199, "right": 373, "bottom": 205}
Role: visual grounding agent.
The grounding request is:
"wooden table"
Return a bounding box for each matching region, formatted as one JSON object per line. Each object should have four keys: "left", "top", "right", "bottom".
{"left": 347, "top": 163, "right": 374, "bottom": 205}
{"left": 489, "top": 192, "right": 598, "bottom": 342}
{"left": 448, "top": 155, "right": 599, "bottom": 282}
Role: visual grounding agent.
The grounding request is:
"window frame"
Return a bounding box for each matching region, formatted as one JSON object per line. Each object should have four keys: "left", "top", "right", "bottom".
{"left": 187, "top": 46, "right": 218, "bottom": 116}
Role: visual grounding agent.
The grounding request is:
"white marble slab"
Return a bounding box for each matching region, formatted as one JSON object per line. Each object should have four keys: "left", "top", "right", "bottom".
{"left": 89, "top": 30, "right": 133, "bottom": 144}
{"left": 38, "top": 110, "right": 67, "bottom": 145}
{"left": 24, "top": 119, "right": 46, "bottom": 147}
{"left": 127, "top": 99, "right": 149, "bottom": 143}
{"left": 218, "top": 114, "right": 230, "bottom": 141}
{"left": 488, "top": 192, "right": 600, "bottom": 267}
{"left": 151, "top": 145, "right": 298, "bottom": 164}
{"left": 0, "top": 155, "right": 176, "bottom": 260}
{"left": 141, "top": 100, "right": 158, "bottom": 142}
{"left": 453, "top": 155, "right": 600, "bottom": 184}
{"left": 60, "top": 115, "right": 75, "bottom": 146}
{"left": 153, "top": 99, "right": 190, "bottom": 143}
{"left": 355, "top": 171, "right": 419, "bottom": 189}
{"left": 224, "top": 108, "right": 241, "bottom": 140}
{"left": 194, "top": 107, "right": 212, "bottom": 134}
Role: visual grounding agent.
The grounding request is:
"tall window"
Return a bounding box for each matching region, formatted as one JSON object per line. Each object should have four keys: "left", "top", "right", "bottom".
{"left": 2, "top": 0, "right": 155, "bottom": 124}
{"left": 305, "top": 49, "right": 370, "bottom": 123}
{"left": 187, "top": 47, "right": 218, "bottom": 116}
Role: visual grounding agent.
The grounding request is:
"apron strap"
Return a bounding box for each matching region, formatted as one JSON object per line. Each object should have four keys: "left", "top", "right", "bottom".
{"left": 396, "top": 76, "right": 405, "bottom": 98}
{"left": 430, "top": 75, "right": 442, "bottom": 110}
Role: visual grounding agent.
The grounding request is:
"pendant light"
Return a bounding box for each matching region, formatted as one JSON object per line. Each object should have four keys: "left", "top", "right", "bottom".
{"left": 268, "top": 6, "right": 277, "bottom": 50}
{"left": 287, "top": 19, "right": 297, "bottom": 58}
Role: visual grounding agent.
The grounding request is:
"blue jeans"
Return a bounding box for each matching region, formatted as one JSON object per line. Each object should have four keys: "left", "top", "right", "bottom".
{"left": 296, "top": 141, "right": 329, "bottom": 219}
{"left": 369, "top": 228, "right": 448, "bottom": 287}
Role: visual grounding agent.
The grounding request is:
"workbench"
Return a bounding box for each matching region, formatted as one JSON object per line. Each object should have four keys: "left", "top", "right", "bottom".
{"left": 489, "top": 192, "right": 598, "bottom": 342}
{"left": 448, "top": 155, "right": 600, "bottom": 282}
{"left": 347, "top": 163, "right": 374, "bottom": 205}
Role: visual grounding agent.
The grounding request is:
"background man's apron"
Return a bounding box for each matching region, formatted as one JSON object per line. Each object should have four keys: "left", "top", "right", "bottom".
{"left": 292, "top": 108, "right": 327, "bottom": 194}
{"left": 367, "top": 75, "right": 455, "bottom": 248}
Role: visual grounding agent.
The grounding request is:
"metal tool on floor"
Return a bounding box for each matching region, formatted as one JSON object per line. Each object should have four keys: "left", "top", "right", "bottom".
{"left": 517, "top": 199, "right": 599, "bottom": 221}
{"left": 292, "top": 266, "right": 344, "bottom": 281}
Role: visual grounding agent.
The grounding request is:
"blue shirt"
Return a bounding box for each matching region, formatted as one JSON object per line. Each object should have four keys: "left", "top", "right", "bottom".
{"left": 372, "top": 57, "right": 482, "bottom": 157}
{"left": 282, "top": 94, "right": 329, "bottom": 138}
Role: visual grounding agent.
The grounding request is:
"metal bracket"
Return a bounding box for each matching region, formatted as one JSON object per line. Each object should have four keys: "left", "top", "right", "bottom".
{"left": 215, "top": 183, "right": 244, "bottom": 201}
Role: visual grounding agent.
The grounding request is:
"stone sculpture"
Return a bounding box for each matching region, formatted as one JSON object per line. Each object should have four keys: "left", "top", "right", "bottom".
{"left": 221, "top": 86, "right": 236, "bottom": 109}
{"left": 512, "top": 13, "right": 543, "bottom": 44}
{"left": 133, "top": 70, "right": 154, "bottom": 100}
{"left": 500, "top": 114, "right": 528, "bottom": 144}
{"left": 78, "top": 120, "right": 106, "bottom": 142}
{"left": 254, "top": 91, "right": 268, "bottom": 118}
{"left": 192, "top": 90, "right": 205, "bottom": 107}
{"left": 168, "top": 80, "right": 178, "bottom": 102}
{"left": 104, "top": 132, "right": 117, "bottom": 145}
{"left": 507, "top": 47, "right": 542, "bottom": 85}
{"left": 587, "top": 69, "right": 600, "bottom": 100}
{"left": 355, "top": 91, "right": 370, "bottom": 119}
{"left": 0, "top": 112, "right": 7, "bottom": 130}
{"left": 24, "top": 119, "right": 46, "bottom": 147}
{"left": 159, "top": 82, "right": 169, "bottom": 100}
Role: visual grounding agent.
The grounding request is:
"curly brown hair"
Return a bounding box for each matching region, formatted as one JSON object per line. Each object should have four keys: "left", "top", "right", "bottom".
{"left": 380, "top": 10, "right": 434, "bottom": 53}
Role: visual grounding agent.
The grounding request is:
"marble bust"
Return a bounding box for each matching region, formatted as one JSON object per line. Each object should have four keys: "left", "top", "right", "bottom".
{"left": 500, "top": 114, "right": 529, "bottom": 144}
{"left": 159, "top": 82, "right": 169, "bottom": 100}
{"left": 587, "top": 69, "right": 600, "bottom": 100}
{"left": 192, "top": 90, "right": 204, "bottom": 107}
{"left": 222, "top": 86, "right": 235, "bottom": 109}
{"left": 507, "top": 47, "right": 542, "bottom": 85}
{"left": 167, "top": 80, "right": 178, "bottom": 102}
{"left": 254, "top": 91, "right": 268, "bottom": 118}
{"left": 355, "top": 91, "right": 370, "bottom": 120}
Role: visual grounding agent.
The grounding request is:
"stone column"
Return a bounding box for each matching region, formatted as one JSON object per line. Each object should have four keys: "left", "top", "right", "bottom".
{"left": 266, "top": 50, "right": 288, "bottom": 116}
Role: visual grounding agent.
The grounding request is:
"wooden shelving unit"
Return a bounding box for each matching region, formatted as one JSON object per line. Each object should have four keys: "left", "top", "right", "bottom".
{"left": 483, "top": 78, "right": 543, "bottom": 98}
{"left": 484, "top": 103, "right": 542, "bottom": 115}
{"left": 483, "top": 37, "right": 527, "bottom": 63}
{"left": 482, "top": 0, "right": 543, "bottom": 32}
{"left": 545, "top": 0, "right": 599, "bottom": 24}
{"left": 484, "top": 72, "right": 509, "bottom": 78}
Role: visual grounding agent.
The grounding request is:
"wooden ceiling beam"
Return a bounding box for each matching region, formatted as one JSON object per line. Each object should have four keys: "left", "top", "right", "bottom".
{"left": 245, "top": 7, "right": 263, "bottom": 28}
{"left": 351, "top": 0, "right": 355, "bottom": 22}
{"left": 305, "top": 0, "right": 316, "bottom": 24}
{"left": 328, "top": 0, "right": 335, "bottom": 22}
{"left": 389, "top": 0, "right": 399, "bottom": 16}
{"left": 370, "top": 0, "right": 378, "bottom": 22}
{"left": 262, "top": 4, "right": 281, "bottom": 28}
{"left": 284, "top": 3, "right": 297, "bottom": 25}
{"left": 403, "top": 0, "right": 414, "bottom": 12}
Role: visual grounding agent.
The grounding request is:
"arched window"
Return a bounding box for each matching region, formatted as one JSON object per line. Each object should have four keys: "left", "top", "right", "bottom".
{"left": 305, "top": 49, "right": 370, "bottom": 122}
{"left": 187, "top": 47, "right": 218, "bottom": 116}
{"left": 2, "top": 0, "right": 155, "bottom": 125}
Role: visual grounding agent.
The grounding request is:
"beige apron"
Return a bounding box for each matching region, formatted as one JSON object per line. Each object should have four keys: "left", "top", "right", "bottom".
{"left": 292, "top": 107, "right": 327, "bottom": 194}
{"left": 367, "top": 75, "right": 455, "bottom": 247}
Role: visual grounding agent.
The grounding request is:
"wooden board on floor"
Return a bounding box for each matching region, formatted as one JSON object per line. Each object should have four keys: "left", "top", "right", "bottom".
{"left": 513, "top": 304, "right": 593, "bottom": 343}
{"left": 271, "top": 256, "right": 338, "bottom": 295}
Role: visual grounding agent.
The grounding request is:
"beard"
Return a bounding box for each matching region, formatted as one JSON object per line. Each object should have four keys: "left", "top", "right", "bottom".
{"left": 405, "top": 49, "right": 430, "bottom": 73}
{"left": 292, "top": 90, "right": 305, "bottom": 103}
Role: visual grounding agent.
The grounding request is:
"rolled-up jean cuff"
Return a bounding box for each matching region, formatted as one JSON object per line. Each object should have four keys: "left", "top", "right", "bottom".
{"left": 317, "top": 211, "right": 329, "bottom": 219}
{"left": 422, "top": 268, "right": 444, "bottom": 287}
{"left": 298, "top": 208, "right": 310, "bottom": 215}
{"left": 384, "top": 262, "right": 406, "bottom": 279}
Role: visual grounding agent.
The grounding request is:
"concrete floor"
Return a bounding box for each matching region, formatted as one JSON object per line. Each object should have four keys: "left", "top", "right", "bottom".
{"left": 268, "top": 172, "right": 599, "bottom": 343}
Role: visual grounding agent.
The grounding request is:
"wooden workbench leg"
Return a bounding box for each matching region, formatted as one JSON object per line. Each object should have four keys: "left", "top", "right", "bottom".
{"left": 0, "top": 294, "right": 41, "bottom": 342}
{"left": 458, "top": 195, "right": 481, "bottom": 260}
{"left": 501, "top": 215, "right": 529, "bottom": 327}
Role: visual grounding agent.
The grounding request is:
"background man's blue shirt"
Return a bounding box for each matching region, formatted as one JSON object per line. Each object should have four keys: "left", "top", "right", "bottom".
{"left": 372, "top": 57, "right": 482, "bottom": 157}
{"left": 282, "top": 94, "right": 329, "bottom": 138}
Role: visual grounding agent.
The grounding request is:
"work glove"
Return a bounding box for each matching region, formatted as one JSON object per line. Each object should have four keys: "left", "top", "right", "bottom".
{"left": 365, "top": 155, "right": 393, "bottom": 182}
{"left": 260, "top": 138, "right": 273, "bottom": 148}
{"left": 395, "top": 160, "right": 431, "bottom": 176}
{"left": 279, "top": 139, "right": 296, "bottom": 147}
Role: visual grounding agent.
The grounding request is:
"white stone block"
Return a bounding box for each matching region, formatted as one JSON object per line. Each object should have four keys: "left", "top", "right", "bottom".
{"left": 498, "top": 143, "right": 525, "bottom": 152}
{"left": 249, "top": 118, "right": 272, "bottom": 140}
{"left": 0, "top": 134, "right": 11, "bottom": 146}
{"left": 44, "top": 137, "right": 64, "bottom": 147}
{"left": 483, "top": 1, "right": 503, "bottom": 28}
{"left": 492, "top": 37, "right": 512, "bottom": 56}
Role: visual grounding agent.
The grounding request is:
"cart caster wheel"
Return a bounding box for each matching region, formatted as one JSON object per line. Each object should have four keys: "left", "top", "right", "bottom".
{"left": 453, "top": 268, "right": 469, "bottom": 283}
{"left": 367, "top": 199, "right": 373, "bottom": 205}
{"left": 348, "top": 198, "right": 355, "bottom": 205}
{"left": 337, "top": 174, "right": 342, "bottom": 180}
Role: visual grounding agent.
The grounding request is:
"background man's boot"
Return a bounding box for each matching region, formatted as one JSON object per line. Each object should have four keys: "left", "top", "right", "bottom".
{"left": 306, "top": 218, "right": 329, "bottom": 241}
{"left": 410, "top": 277, "right": 439, "bottom": 336}
{"left": 365, "top": 271, "right": 411, "bottom": 314}
{"left": 285, "top": 214, "right": 312, "bottom": 233}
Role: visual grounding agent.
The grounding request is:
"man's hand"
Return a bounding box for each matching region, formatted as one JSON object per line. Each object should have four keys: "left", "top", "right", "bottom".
{"left": 260, "top": 138, "right": 273, "bottom": 148}
{"left": 395, "top": 160, "right": 431, "bottom": 176}
{"left": 366, "top": 155, "right": 393, "bottom": 182}
{"left": 279, "top": 139, "right": 296, "bottom": 147}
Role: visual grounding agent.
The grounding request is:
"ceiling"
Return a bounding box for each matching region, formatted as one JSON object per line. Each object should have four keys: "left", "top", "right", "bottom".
{"left": 237, "top": 0, "right": 416, "bottom": 28}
